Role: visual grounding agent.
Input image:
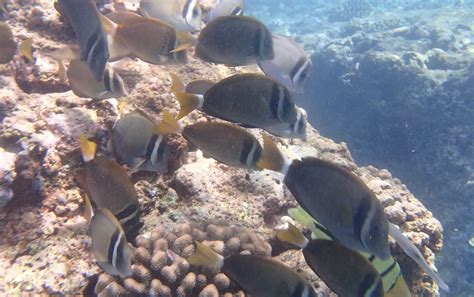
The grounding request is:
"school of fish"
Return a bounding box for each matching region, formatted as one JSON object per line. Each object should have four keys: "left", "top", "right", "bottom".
{"left": 0, "top": 0, "right": 450, "bottom": 296}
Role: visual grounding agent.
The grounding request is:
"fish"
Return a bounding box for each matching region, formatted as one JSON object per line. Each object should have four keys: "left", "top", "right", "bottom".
{"left": 139, "top": 0, "right": 202, "bottom": 32}
{"left": 172, "top": 73, "right": 307, "bottom": 139}
{"left": 288, "top": 207, "right": 412, "bottom": 297}
{"left": 188, "top": 241, "right": 317, "bottom": 297}
{"left": 57, "top": 0, "right": 110, "bottom": 81}
{"left": 111, "top": 17, "right": 193, "bottom": 65}
{"left": 277, "top": 223, "right": 385, "bottom": 297}
{"left": 258, "top": 34, "right": 312, "bottom": 94}
{"left": 195, "top": 15, "right": 274, "bottom": 66}
{"left": 257, "top": 134, "right": 391, "bottom": 259}
{"left": 105, "top": 11, "right": 143, "bottom": 24}
{"left": 66, "top": 59, "right": 128, "bottom": 101}
{"left": 0, "top": 22, "right": 16, "bottom": 64}
{"left": 204, "top": 0, "right": 244, "bottom": 23}
{"left": 157, "top": 111, "right": 263, "bottom": 169}
{"left": 111, "top": 109, "right": 171, "bottom": 172}
{"left": 77, "top": 135, "right": 140, "bottom": 237}
{"left": 90, "top": 208, "right": 133, "bottom": 277}
{"left": 170, "top": 73, "right": 216, "bottom": 95}
{"left": 19, "top": 38, "right": 34, "bottom": 63}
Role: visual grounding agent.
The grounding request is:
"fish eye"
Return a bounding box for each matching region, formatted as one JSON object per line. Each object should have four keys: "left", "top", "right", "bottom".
{"left": 264, "top": 39, "right": 271, "bottom": 46}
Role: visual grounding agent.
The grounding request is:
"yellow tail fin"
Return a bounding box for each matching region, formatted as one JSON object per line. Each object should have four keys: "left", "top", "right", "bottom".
{"left": 175, "top": 92, "right": 201, "bottom": 119}
{"left": 384, "top": 275, "right": 411, "bottom": 297}
{"left": 276, "top": 222, "right": 309, "bottom": 249}
{"left": 19, "top": 38, "right": 34, "bottom": 63}
{"left": 79, "top": 134, "right": 97, "bottom": 162}
{"left": 55, "top": 59, "right": 67, "bottom": 81}
{"left": 188, "top": 241, "right": 224, "bottom": 269}
{"left": 170, "top": 73, "right": 186, "bottom": 93}
{"left": 288, "top": 207, "right": 332, "bottom": 241}
{"left": 154, "top": 110, "right": 182, "bottom": 135}
{"left": 256, "top": 134, "right": 289, "bottom": 173}
{"left": 99, "top": 14, "right": 118, "bottom": 36}
{"left": 170, "top": 32, "right": 197, "bottom": 53}
{"left": 82, "top": 194, "right": 94, "bottom": 223}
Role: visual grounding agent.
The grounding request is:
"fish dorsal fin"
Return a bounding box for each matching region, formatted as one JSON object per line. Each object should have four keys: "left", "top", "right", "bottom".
{"left": 188, "top": 241, "right": 224, "bottom": 269}
{"left": 170, "top": 73, "right": 186, "bottom": 93}
{"left": 256, "top": 134, "right": 290, "bottom": 174}
{"left": 79, "top": 134, "right": 97, "bottom": 162}
{"left": 19, "top": 38, "right": 34, "bottom": 63}
{"left": 154, "top": 109, "right": 182, "bottom": 135}
{"left": 388, "top": 223, "right": 449, "bottom": 292}
{"left": 276, "top": 222, "right": 309, "bottom": 249}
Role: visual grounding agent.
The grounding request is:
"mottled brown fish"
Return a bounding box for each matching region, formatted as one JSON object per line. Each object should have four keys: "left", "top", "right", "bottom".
{"left": 195, "top": 15, "right": 274, "bottom": 66}
{"left": 0, "top": 22, "right": 16, "bottom": 64}
{"left": 172, "top": 73, "right": 307, "bottom": 139}
{"left": 189, "top": 241, "right": 317, "bottom": 297}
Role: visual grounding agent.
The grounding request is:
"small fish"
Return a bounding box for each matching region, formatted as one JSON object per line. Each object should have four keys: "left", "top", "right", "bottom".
{"left": 188, "top": 241, "right": 317, "bottom": 297}
{"left": 195, "top": 15, "right": 274, "bottom": 66}
{"left": 139, "top": 0, "right": 202, "bottom": 32}
{"left": 277, "top": 223, "right": 384, "bottom": 297}
{"left": 112, "top": 109, "right": 171, "bottom": 172}
{"left": 90, "top": 208, "right": 132, "bottom": 277}
{"left": 204, "top": 0, "right": 244, "bottom": 23}
{"left": 288, "top": 207, "right": 411, "bottom": 297}
{"left": 19, "top": 38, "right": 34, "bottom": 63}
{"left": 172, "top": 73, "right": 307, "bottom": 139}
{"left": 259, "top": 34, "right": 312, "bottom": 94}
{"left": 257, "top": 134, "right": 391, "bottom": 259}
{"left": 57, "top": 0, "right": 110, "bottom": 80}
{"left": 77, "top": 136, "right": 140, "bottom": 236}
{"left": 110, "top": 17, "right": 193, "bottom": 65}
{"left": 157, "top": 111, "right": 263, "bottom": 169}
{"left": 67, "top": 59, "right": 128, "bottom": 101}
{"left": 0, "top": 22, "right": 16, "bottom": 64}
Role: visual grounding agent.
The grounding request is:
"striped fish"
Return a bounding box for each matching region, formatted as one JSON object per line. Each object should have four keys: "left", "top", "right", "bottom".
{"left": 204, "top": 0, "right": 244, "bottom": 23}
{"left": 139, "top": 0, "right": 202, "bottom": 32}
{"left": 58, "top": 0, "right": 110, "bottom": 81}
{"left": 90, "top": 208, "right": 132, "bottom": 277}
{"left": 288, "top": 207, "right": 411, "bottom": 297}
{"left": 111, "top": 109, "right": 171, "bottom": 172}
{"left": 259, "top": 34, "right": 312, "bottom": 94}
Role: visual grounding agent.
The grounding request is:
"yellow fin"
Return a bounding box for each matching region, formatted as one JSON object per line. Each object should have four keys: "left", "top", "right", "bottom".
{"left": 188, "top": 241, "right": 224, "bottom": 268}
{"left": 256, "top": 134, "right": 288, "bottom": 173}
{"left": 82, "top": 194, "right": 94, "bottom": 222}
{"left": 99, "top": 13, "right": 118, "bottom": 36}
{"left": 79, "top": 134, "right": 96, "bottom": 162}
{"left": 154, "top": 110, "right": 182, "bottom": 135}
{"left": 288, "top": 207, "right": 332, "bottom": 241}
{"left": 170, "top": 73, "right": 185, "bottom": 93}
{"left": 385, "top": 275, "right": 411, "bottom": 297}
{"left": 55, "top": 59, "right": 67, "bottom": 81}
{"left": 175, "top": 92, "right": 201, "bottom": 119}
{"left": 171, "top": 32, "right": 197, "bottom": 53}
{"left": 19, "top": 38, "right": 34, "bottom": 63}
{"left": 276, "top": 222, "right": 309, "bottom": 249}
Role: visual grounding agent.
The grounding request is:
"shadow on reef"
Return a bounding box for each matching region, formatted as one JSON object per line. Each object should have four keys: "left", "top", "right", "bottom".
{"left": 298, "top": 49, "right": 474, "bottom": 296}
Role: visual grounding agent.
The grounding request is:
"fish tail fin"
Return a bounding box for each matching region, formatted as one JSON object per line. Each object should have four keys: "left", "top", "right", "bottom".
{"left": 55, "top": 59, "right": 67, "bottom": 81}
{"left": 83, "top": 194, "right": 94, "bottom": 222}
{"left": 99, "top": 14, "right": 118, "bottom": 36}
{"left": 188, "top": 241, "right": 224, "bottom": 269}
{"left": 389, "top": 223, "right": 450, "bottom": 292}
{"left": 19, "top": 38, "right": 34, "bottom": 63}
{"left": 170, "top": 73, "right": 186, "bottom": 93}
{"left": 154, "top": 109, "right": 182, "bottom": 135}
{"left": 175, "top": 92, "right": 202, "bottom": 119}
{"left": 171, "top": 32, "right": 197, "bottom": 53}
{"left": 79, "top": 134, "right": 97, "bottom": 162}
{"left": 276, "top": 222, "right": 309, "bottom": 249}
{"left": 256, "top": 133, "right": 291, "bottom": 174}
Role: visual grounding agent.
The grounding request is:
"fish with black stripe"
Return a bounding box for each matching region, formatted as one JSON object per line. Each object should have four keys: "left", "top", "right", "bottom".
{"left": 139, "top": 0, "right": 202, "bottom": 32}
{"left": 156, "top": 109, "right": 264, "bottom": 170}
{"left": 204, "top": 0, "right": 245, "bottom": 23}
{"left": 90, "top": 208, "right": 133, "bottom": 277}
{"left": 195, "top": 15, "right": 274, "bottom": 66}
{"left": 171, "top": 73, "right": 307, "bottom": 139}
{"left": 111, "top": 109, "right": 172, "bottom": 172}
{"left": 257, "top": 136, "right": 450, "bottom": 292}
{"left": 277, "top": 222, "right": 384, "bottom": 297}
{"left": 188, "top": 241, "right": 317, "bottom": 297}
{"left": 288, "top": 207, "right": 411, "bottom": 297}
{"left": 259, "top": 34, "right": 312, "bottom": 94}
{"left": 57, "top": 0, "right": 110, "bottom": 81}
{"left": 77, "top": 135, "right": 141, "bottom": 238}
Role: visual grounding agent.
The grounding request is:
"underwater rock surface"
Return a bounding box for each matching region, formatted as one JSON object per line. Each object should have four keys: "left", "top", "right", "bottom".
{"left": 0, "top": 1, "right": 445, "bottom": 296}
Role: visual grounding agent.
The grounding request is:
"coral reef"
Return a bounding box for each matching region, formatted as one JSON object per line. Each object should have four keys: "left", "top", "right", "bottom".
{"left": 328, "top": 0, "right": 372, "bottom": 22}
{"left": 94, "top": 222, "right": 271, "bottom": 296}
{"left": 0, "top": 0, "right": 448, "bottom": 296}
